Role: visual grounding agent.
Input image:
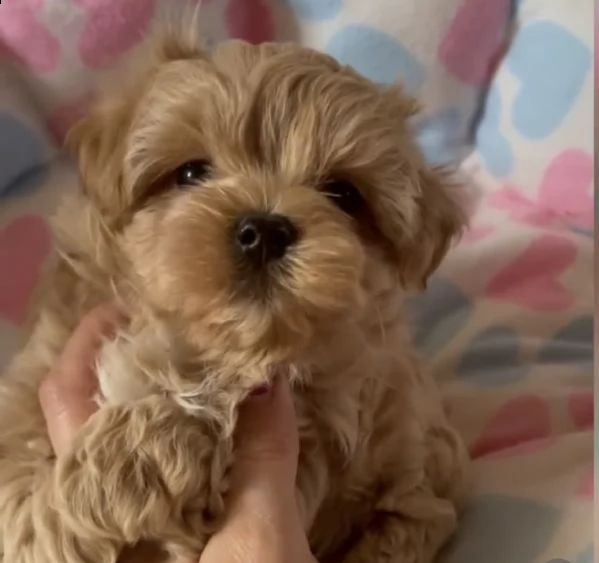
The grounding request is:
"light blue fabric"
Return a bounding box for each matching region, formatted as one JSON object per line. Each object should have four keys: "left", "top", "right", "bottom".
{"left": 0, "top": 111, "right": 50, "bottom": 197}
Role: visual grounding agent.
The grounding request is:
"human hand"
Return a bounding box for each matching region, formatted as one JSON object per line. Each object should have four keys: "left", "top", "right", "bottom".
{"left": 197, "top": 375, "right": 317, "bottom": 563}
{"left": 38, "top": 304, "right": 124, "bottom": 455}
{"left": 39, "top": 306, "right": 316, "bottom": 563}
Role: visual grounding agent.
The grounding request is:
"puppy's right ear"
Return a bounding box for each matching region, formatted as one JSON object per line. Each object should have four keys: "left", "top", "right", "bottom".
{"left": 66, "top": 95, "right": 133, "bottom": 218}
{"left": 66, "top": 21, "right": 207, "bottom": 218}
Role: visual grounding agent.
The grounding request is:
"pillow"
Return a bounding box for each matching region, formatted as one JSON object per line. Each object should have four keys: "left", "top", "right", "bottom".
{"left": 0, "top": 0, "right": 514, "bottom": 165}
{"left": 468, "top": 0, "right": 594, "bottom": 236}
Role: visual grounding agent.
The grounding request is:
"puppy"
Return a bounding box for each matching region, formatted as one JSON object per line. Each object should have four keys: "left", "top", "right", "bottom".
{"left": 0, "top": 28, "right": 469, "bottom": 563}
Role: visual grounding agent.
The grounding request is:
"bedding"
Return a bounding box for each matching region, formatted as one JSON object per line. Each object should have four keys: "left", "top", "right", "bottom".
{"left": 0, "top": 1, "right": 593, "bottom": 562}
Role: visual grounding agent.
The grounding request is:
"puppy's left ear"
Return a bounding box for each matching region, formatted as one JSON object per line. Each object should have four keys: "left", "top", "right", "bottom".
{"left": 65, "top": 94, "right": 133, "bottom": 218}
{"left": 375, "top": 163, "right": 465, "bottom": 291}
{"left": 65, "top": 22, "right": 208, "bottom": 219}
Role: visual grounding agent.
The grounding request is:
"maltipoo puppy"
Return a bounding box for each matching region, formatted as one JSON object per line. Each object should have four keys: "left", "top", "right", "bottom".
{"left": 0, "top": 26, "right": 468, "bottom": 563}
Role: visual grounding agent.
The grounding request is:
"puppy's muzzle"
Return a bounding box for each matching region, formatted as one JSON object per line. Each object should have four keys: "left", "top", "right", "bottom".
{"left": 235, "top": 212, "right": 298, "bottom": 266}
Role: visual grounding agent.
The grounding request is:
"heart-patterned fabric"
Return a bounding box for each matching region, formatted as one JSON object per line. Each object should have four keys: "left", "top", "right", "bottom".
{"left": 470, "top": 0, "right": 594, "bottom": 199}
{"left": 0, "top": 1, "right": 593, "bottom": 563}
{"left": 0, "top": 0, "right": 513, "bottom": 165}
{"left": 416, "top": 1, "right": 593, "bottom": 560}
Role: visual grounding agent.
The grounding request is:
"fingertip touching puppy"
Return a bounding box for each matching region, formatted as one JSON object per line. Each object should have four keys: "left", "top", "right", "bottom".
{"left": 0, "top": 21, "right": 469, "bottom": 563}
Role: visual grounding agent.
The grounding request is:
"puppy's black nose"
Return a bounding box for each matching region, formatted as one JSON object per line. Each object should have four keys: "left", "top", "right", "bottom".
{"left": 236, "top": 213, "right": 298, "bottom": 264}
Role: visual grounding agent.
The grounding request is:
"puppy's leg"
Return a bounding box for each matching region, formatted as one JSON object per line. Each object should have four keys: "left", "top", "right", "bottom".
{"left": 0, "top": 381, "right": 114, "bottom": 563}
{"left": 52, "top": 396, "right": 230, "bottom": 562}
{"left": 1, "top": 394, "right": 227, "bottom": 563}
{"left": 341, "top": 425, "right": 468, "bottom": 563}
{"left": 341, "top": 491, "right": 456, "bottom": 563}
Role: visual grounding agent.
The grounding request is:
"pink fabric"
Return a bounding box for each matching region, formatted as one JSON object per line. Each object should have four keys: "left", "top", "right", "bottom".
{"left": 0, "top": 0, "right": 61, "bottom": 73}
{"left": 225, "top": 0, "right": 275, "bottom": 44}
{"left": 576, "top": 467, "right": 593, "bottom": 500}
{"left": 438, "top": 0, "right": 510, "bottom": 86}
{"left": 47, "top": 94, "right": 93, "bottom": 141}
{"left": 568, "top": 392, "right": 594, "bottom": 431}
{"left": 485, "top": 234, "right": 576, "bottom": 310}
{"left": 74, "top": 0, "right": 157, "bottom": 68}
{"left": 470, "top": 395, "right": 553, "bottom": 459}
{"left": 489, "top": 150, "right": 594, "bottom": 230}
{"left": 0, "top": 216, "right": 52, "bottom": 326}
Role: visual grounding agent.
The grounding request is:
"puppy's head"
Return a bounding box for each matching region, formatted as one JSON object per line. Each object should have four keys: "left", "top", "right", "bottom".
{"left": 67, "top": 32, "right": 464, "bottom": 367}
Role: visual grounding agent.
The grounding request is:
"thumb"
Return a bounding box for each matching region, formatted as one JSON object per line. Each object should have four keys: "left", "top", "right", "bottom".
{"left": 39, "top": 305, "right": 124, "bottom": 455}
{"left": 198, "top": 378, "right": 313, "bottom": 563}
{"left": 229, "top": 374, "right": 300, "bottom": 508}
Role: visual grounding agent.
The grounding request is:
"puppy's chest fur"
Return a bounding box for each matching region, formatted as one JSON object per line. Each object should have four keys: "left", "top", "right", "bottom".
{"left": 296, "top": 392, "right": 380, "bottom": 555}
{"left": 294, "top": 363, "right": 426, "bottom": 557}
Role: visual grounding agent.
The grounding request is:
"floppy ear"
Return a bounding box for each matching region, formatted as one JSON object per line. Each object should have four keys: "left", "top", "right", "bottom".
{"left": 366, "top": 84, "right": 466, "bottom": 290}
{"left": 65, "top": 22, "right": 207, "bottom": 218}
{"left": 384, "top": 167, "right": 466, "bottom": 290}
{"left": 373, "top": 163, "right": 465, "bottom": 291}
{"left": 65, "top": 95, "right": 133, "bottom": 218}
{"left": 400, "top": 166, "right": 465, "bottom": 289}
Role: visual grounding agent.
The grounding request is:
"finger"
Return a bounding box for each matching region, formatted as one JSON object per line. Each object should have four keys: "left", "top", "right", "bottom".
{"left": 39, "top": 305, "right": 125, "bottom": 454}
{"left": 201, "top": 375, "right": 311, "bottom": 563}
{"left": 232, "top": 374, "right": 299, "bottom": 492}
{"left": 57, "top": 304, "right": 126, "bottom": 387}
{"left": 222, "top": 374, "right": 301, "bottom": 537}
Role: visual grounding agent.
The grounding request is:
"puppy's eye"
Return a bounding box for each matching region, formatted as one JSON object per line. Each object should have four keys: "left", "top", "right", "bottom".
{"left": 322, "top": 179, "right": 364, "bottom": 216}
{"left": 175, "top": 160, "right": 211, "bottom": 187}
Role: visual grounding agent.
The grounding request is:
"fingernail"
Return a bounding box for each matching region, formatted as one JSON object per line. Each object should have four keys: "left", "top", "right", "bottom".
{"left": 251, "top": 384, "right": 271, "bottom": 397}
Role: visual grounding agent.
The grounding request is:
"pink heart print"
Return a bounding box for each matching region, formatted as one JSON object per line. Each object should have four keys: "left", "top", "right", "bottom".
{"left": 489, "top": 149, "right": 594, "bottom": 230}
{"left": 74, "top": 0, "right": 157, "bottom": 68}
{"left": 537, "top": 150, "right": 593, "bottom": 229}
{"left": 485, "top": 234, "right": 576, "bottom": 310}
{"left": 0, "top": 0, "right": 61, "bottom": 73}
{"left": 0, "top": 215, "right": 52, "bottom": 327}
{"left": 470, "top": 395, "right": 553, "bottom": 459}
{"left": 225, "top": 0, "right": 275, "bottom": 43}
{"left": 439, "top": 0, "right": 510, "bottom": 86}
{"left": 568, "top": 391, "right": 593, "bottom": 431}
{"left": 459, "top": 224, "right": 495, "bottom": 245}
{"left": 577, "top": 467, "right": 593, "bottom": 500}
{"left": 47, "top": 94, "right": 94, "bottom": 142}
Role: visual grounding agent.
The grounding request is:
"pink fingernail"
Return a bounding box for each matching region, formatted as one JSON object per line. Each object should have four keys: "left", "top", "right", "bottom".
{"left": 251, "top": 384, "right": 271, "bottom": 397}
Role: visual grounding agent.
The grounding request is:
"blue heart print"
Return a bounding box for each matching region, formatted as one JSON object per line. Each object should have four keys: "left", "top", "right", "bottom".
{"left": 537, "top": 316, "right": 593, "bottom": 367}
{"left": 407, "top": 278, "right": 474, "bottom": 357}
{"left": 458, "top": 316, "right": 594, "bottom": 386}
{"left": 475, "top": 85, "right": 514, "bottom": 177}
{"left": 442, "top": 495, "right": 562, "bottom": 563}
{"left": 575, "top": 547, "right": 594, "bottom": 563}
{"left": 285, "top": 0, "right": 343, "bottom": 20}
{"left": 458, "top": 326, "right": 527, "bottom": 386}
{"left": 326, "top": 25, "right": 426, "bottom": 92}
{"left": 413, "top": 107, "right": 467, "bottom": 166}
{"left": 2, "top": 166, "right": 49, "bottom": 200}
{"left": 0, "top": 111, "right": 49, "bottom": 198}
{"left": 547, "top": 547, "right": 594, "bottom": 563}
{"left": 507, "top": 21, "right": 592, "bottom": 139}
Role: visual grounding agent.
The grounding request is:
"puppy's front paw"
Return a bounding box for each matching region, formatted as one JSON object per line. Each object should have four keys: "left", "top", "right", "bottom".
{"left": 53, "top": 397, "right": 230, "bottom": 560}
